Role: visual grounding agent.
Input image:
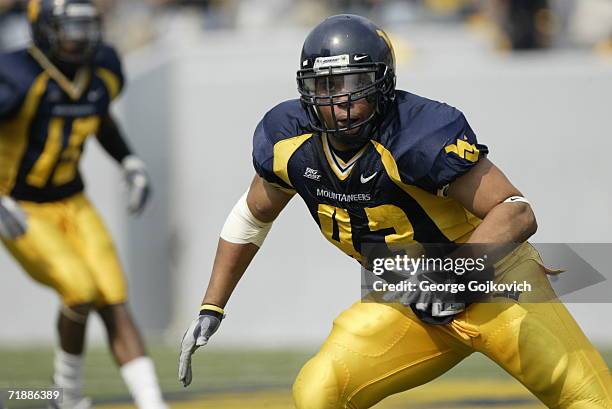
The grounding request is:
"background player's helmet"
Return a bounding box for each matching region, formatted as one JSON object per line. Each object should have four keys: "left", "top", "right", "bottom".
{"left": 297, "top": 14, "right": 396, "bottom": 145}
{"left": 27, "top": 0, "right": 102, "bottom": 65}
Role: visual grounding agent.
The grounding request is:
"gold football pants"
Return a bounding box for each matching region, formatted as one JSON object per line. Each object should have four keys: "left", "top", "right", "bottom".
{"left": 2, "top": 193, "right": 127, "bottom": 307}
{"left": 293, "top": 244, "right": 612, "bottom": 409}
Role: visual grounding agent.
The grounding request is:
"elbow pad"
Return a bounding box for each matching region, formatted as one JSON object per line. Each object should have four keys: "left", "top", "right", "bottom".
{"left": 220, "top": 192, "right": 273, "bottom": 247}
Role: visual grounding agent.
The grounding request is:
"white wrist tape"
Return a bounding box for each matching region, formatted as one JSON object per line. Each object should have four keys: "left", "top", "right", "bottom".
{"left": 503, "top": 196, "right": 530, "bottom": 205}
{"left": 220, "top": 192, "right": 273, "bottom": 247}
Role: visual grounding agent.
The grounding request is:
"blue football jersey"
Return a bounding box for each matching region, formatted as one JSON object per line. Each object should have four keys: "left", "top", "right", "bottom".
{"left": 253, "top": 91, "right": 488, "bottom": 261}
{"left": 0, "top": 44, "right": 124, "bottom": 202}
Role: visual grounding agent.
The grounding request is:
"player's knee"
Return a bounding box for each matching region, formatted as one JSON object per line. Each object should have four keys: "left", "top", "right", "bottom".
{"left": 516, "top": 322, "right": 572, "bottom": 397}
{"left": 60, "top": 303, "right": 93, "bottom": 324}
{"left": 293, "top": 354, "right": 345, "bottom": 409}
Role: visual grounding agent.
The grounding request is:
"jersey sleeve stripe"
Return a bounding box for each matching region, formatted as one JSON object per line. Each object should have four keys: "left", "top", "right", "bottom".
{"left": 96, "top": 67, "right": 121, "bottom": 101}
{"left": 272, "top": 133, "right": 313, "bottom": 188}
{"left": 0, "top": 72, "right": 49, "bottom": 195}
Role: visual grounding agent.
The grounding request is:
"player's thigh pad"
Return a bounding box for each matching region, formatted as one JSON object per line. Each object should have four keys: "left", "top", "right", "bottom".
{"left": 1, "top": 200, "right": 97, "bottom": 305}
{"left": 66, "top": 194, "right": 127, "bottom": 306}
{"left": 293, "top": 301, "right": 471, "bottom": 409}
{"left": 467, "top": 245, "right": 612, "bottom": 408}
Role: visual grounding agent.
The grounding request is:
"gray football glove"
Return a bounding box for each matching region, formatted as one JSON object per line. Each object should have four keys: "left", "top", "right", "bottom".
{"left": 121, "top": 155, "right": 151, "bottom": 215}
{"left": 382, "top": 270, "right": 465, "bottom": 321}
{"left": 178, "top": 309, "right": 223, "bottom": 387}
{"left": 0, "top": 196, "right": 27, "bottom": 239}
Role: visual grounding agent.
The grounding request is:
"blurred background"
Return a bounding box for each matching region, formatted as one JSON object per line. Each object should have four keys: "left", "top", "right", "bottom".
{"left": 1, "top": 1, "right": 611, "bottom": 408}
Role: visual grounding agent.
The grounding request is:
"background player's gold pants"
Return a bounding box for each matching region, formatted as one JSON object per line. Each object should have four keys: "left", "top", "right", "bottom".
{"left": 293, "top": 244, "right": 612, "bottom": 409}
{"left": 1, "top": 193, "right": 127, "bottom": 307}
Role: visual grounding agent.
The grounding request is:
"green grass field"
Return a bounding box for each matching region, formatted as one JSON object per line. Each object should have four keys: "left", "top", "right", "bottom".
{"left": 1, "top": 346, "right": 610, "bottom": 409}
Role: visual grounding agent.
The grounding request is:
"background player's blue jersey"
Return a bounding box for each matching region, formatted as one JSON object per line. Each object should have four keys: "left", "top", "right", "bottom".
{"left": 0, "top": 44, "right": 124, "bottom": 202}
{"left": 253, "top": 91, "right": 488, "bottom": 261}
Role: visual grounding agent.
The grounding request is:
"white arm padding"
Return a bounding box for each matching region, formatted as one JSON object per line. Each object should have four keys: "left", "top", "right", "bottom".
{"left": 220, "top": 192, "right": 273, "bottom": 247}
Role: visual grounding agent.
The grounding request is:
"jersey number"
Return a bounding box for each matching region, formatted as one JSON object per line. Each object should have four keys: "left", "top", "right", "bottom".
{"left": 317, "top": 204, "right": 415, "bottom": 260}
{"left": 27, "top": 116, "right": 100, "bottom": 187}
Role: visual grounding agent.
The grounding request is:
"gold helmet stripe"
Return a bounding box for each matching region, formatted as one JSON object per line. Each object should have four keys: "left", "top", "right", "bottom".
{"left": 27, "top": 0, "right": 41, "bottom": 23}
{"left": 376, "top": 29, "right": 396, "bottom": 67}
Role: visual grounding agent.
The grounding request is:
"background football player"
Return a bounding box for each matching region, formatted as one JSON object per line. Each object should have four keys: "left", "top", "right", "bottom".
{"left": 179, "top": 14, "right": 612, "bottom": 409}
{"left": 0, "top": 1, "right": 167, "bottom": 408}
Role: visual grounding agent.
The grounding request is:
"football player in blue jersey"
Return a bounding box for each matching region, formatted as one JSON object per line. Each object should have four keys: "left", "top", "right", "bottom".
{"left": 179, "top": 14, "right": 612, "bottom": 409}
{"left": 0, "top": 1, "right": 167, "bottom": 409}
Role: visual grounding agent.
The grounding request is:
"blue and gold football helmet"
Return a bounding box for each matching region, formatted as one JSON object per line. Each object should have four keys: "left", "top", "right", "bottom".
{"left": 297, "top": 14, "right": 396, "bottom": 145}
{"left": 27, "top": 0, "right": 102, "bottom": 65}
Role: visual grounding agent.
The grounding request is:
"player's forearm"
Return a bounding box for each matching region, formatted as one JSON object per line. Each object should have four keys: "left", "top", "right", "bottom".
{"left": 467, "top": 202, "right": 537, "bottom": 244}
{"left": 200, "top": 176, "right": 291, "bottom": 308}
{"left": 201, "top": 238, "right": 260, "bottom": 308}
{"left": 96, "top": 113, "right": 133, "bottom": 163}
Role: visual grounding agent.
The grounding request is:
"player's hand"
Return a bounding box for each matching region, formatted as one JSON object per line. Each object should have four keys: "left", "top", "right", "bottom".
{"left": 0, "top": 196, "right": 27, "bottom": 239}
{"left": 121, "top": 155, "right": 151, "bottom": 215}
{"left": 178, "top": 309, "right": 224, "bottom": 387}
{"left": 382, "top": 269, "right": 465, "bottom": 321}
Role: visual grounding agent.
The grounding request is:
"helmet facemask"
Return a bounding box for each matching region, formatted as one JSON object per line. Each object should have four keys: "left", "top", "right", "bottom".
{"left": 297, "top": 60, "right": 395, "bottom": 147}
{"left": 52, "top": 17, "right": 102, "bottom": 64}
